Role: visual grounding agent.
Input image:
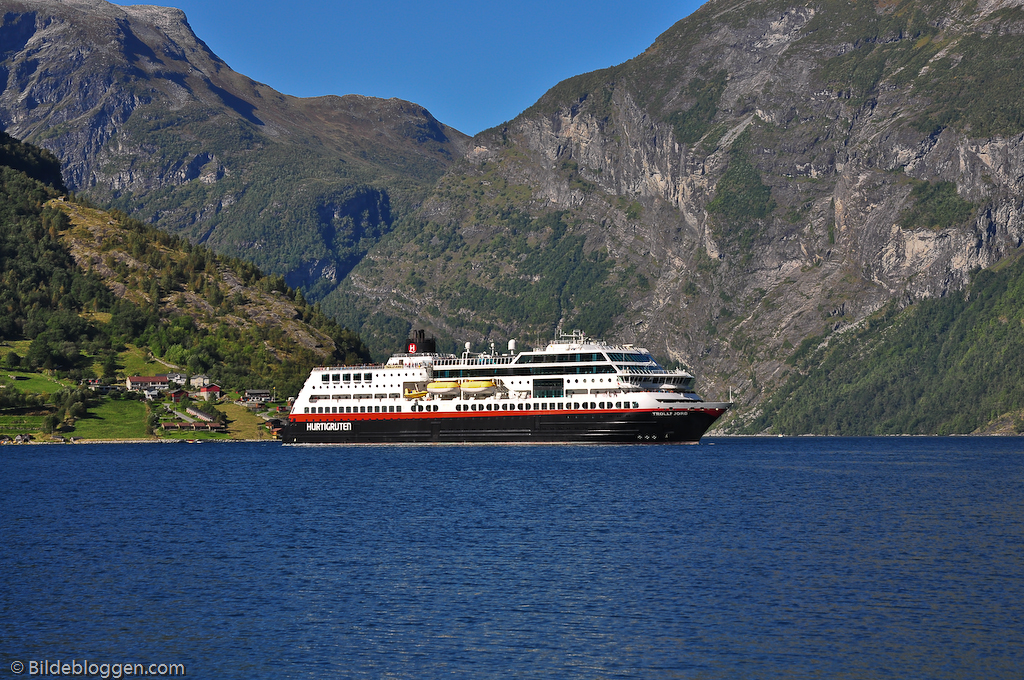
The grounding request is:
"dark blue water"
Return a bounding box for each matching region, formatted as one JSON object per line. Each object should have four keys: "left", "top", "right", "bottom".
{"left": 2, "top": 438, "right": 1022, "bottom": 679}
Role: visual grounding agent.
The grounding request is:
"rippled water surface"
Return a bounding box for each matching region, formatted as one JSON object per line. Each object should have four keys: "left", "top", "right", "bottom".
{"left": 3, "top": 438, "right": 1023, "bottom": 678}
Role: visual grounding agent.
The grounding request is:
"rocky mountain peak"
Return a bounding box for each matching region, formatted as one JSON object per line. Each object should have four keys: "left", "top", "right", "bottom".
{"left": 1, "top": 0, "right": 468, "bottom": 302}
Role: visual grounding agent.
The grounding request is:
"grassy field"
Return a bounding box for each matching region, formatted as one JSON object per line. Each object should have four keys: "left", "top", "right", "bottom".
{"left": 0, "top": 371, "right": 71, "bottom": 397}
{"left": 0, "top": 413, "right": 49, "bottom": 437}
{"left": 70, "top": 399, "right": 152, "bottom": 440}
{"left": 219, "top": 402, "right": 273, "bottom": 440}
{"left": 118, "top": 345, "right": 177, "bottom": 378}
{"left": 1, "top": 339, "right": 32, "bottom": 356}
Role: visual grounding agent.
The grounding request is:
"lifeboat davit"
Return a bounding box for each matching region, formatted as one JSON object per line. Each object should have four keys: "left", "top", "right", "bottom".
{"left": 461, "top": 379, "right": 496, "bottom": 396}
{"left": 427, "top": 381, "right": 460, "bottom": 396}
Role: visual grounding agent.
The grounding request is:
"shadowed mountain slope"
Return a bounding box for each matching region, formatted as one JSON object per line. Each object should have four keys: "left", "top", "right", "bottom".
{"left": 0, "top": 0, "right": 470, "bottom": 298}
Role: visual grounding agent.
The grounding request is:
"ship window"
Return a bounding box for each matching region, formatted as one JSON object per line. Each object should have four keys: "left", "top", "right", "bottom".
{"left": 321, "top": 374, "right": 329, "bottom": 383}
{"left": 615, "top": 402, "right": 621, "bottom": 409}
{"left": 456, "top": 404, "right": 462, "bottom": 411}
{"left": 397, "top": 406, "right": 402, "bottom": 412}
{"left": 353, "top": 374, "right": 361, "bottom": 382}
{"left": 633, "top": 402, "right": 639, "bottom": 408}
{"left": 591, "top": 402, "right": 597, "bottom": 409}
{"left": 342, "top": 373, "right": 351, "bottom": 381}
{"left": 303, "top": 407, "right": 309, "bottom": 414}
{"left": 346, "top": 406, "right": 351, "bottom": 413}
{"left": 364, "top": 373, "right": 373, "bottom": 381}
{"left": 374, "top": 406, "right": 380, "bottom": 413}
{"left": 358, "top": 406, "right": 365, "bottom": 413}
{"left": 574, "top": 403, "right": 580, "bottom": 409}
{"left": 332, "top": 374, "right": 340, "bottom": 382}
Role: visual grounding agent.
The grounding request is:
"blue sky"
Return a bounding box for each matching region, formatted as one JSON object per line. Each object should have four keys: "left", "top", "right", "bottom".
{"left": 113, "top": 0, "right": 704, "bottom": 135}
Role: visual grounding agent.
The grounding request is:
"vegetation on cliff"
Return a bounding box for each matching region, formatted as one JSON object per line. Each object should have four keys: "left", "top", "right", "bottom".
{"left": 0, "top": 131, "right": 371, "bottom": 406}
{"left": 740, "top": 254, "right": 1024, "bottom": 435}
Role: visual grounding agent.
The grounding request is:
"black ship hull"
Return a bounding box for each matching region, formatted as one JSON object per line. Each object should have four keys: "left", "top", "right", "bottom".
{"left": 281, "top": 408, "right": 725, "bottom": 444}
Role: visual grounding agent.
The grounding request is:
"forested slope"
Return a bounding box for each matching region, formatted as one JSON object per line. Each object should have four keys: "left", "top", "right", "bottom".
{"left": 739, "top": 256, "right": 1024, "bottom": 435}
{"left": 0, "top": 130, "right": 371, "bottom": 399}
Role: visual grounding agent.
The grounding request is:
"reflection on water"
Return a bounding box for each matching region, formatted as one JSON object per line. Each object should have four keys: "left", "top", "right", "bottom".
{"left": 2, "top": 438, "right": 1022, "bottom": 678}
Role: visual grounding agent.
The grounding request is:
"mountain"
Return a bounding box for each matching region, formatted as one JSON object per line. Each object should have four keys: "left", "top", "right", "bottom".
{"left": 6, "top": 0, "right": 1024, "bottom": 432}
{"left": 0, "top": 0, "right": 470, "bottom": 298}
{"left": 322, "top": 0, "right": 1024, "bottom": 427}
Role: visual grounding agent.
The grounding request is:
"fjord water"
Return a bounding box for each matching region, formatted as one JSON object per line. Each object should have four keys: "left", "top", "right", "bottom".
{"left": 2, "top": 439, "right": 1022, "bottom": 679}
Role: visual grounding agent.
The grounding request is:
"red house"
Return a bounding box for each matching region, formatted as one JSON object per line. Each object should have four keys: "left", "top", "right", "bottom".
{"left": 198, "top": 384, "right": 222, "bottom": 401}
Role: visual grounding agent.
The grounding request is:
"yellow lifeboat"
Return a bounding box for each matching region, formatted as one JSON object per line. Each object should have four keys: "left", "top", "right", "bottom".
{"left": 427, "top": 381, "right": 460, "bottom": 396}
{"left": 404, "top": 388, "right": 428, "bottom": 399}
{"left": 461, "top": 379, "right": 496, "bottom": 395}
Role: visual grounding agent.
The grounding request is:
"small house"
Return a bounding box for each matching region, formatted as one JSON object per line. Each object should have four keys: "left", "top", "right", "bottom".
{"left": 190, "top": 374, "right": 211, "bottom": 388}
{"left": 244, "top": 389, "right": 272, "bottom": 403}
{"left": 198, "top": 384, "right": 222, "bottom": 401}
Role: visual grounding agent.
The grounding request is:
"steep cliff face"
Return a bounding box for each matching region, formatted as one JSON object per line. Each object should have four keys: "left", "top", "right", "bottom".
{"left": 334, "top": 0, "right": 1024, "bottom": 423}
{"left": 0, "top": 0, "right": 469, "bottom": 295}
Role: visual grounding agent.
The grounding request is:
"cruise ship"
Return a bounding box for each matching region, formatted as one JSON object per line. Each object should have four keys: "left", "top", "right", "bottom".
{"left": 280, "top": 330, "right": 730, "bottom": 444}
